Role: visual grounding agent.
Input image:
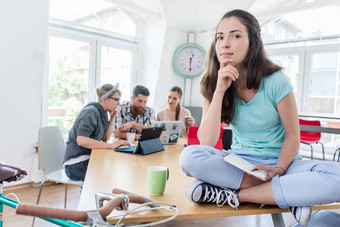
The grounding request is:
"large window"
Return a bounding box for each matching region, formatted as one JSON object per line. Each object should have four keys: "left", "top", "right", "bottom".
{"left": 99, "top": 45, "right": 133, "bottom": 101}
{"left": 264, "top": 5, "right": 340, "bottom": 115}
{"left": 309, "top": 52, "right": 339, "bottom": 113}
{"left": 264, "top": 5, "right": 340, "bottom": 150}
{"left": 262, "top": 6, "right": 340, "bottom": 43}
{"left": 46, "top": 1, "right": 138, "bottom": 136}
{"left": 48, "top": 37, "right": 90, "bottom": 135}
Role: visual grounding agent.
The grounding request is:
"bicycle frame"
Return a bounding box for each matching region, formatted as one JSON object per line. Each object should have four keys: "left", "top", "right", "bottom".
{"left": 0, "top": 182, "right": 83, "bottom": 227}
{"left": 0, "top": 183, "right": 179, "bottom": 227}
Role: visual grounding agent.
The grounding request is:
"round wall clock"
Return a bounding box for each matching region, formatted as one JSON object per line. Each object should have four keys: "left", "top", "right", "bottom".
{"left": 172, "top": 43, "right": 206, "bottom": 78}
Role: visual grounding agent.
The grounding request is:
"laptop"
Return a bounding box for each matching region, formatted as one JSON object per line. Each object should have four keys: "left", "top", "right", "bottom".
{"left": 151, "top": 121, "right": 182, "bottom": 145}
{"left": 115, "top": 127, "right": 164, "bottom": 155}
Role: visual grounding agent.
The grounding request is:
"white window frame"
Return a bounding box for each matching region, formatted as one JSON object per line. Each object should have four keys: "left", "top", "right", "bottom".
{"left": 266, "top": 43, "right": 340, "bottom": 114}
{"left": 304, "top": 43, "right": 340, "bottom": 114}
{"left": 42, "top": 25, "right": 138, "bottom": 127}
{"left": 95, "top": 38, "right": 138, "bottom": 100}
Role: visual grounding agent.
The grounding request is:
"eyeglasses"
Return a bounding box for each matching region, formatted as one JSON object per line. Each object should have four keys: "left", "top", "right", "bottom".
{"left": 108, "top": 97, "right": 120, "bottom": 102}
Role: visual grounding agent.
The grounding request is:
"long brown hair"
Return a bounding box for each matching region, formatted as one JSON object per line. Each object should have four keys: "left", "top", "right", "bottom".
{"left": 200, "top": 9, "right": 282, "bottom": 124}
{"left": 170, "top": 86, "right": 182, "bottom": 121}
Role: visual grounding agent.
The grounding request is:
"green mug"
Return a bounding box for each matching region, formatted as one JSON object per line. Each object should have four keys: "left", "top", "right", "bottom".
{"left": 147, "top": 166, "right": 169, "bottom": 196}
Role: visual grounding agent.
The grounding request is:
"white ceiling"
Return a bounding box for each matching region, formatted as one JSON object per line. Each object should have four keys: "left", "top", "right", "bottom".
{"left": 108, "top": 0, "right": 340, "bottom": 33}
{"left": 160, "top": 0, "right": 255, "bottom": 33}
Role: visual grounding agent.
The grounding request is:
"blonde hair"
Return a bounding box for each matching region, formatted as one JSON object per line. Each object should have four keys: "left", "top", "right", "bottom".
{"left": 96, "top": 84, "right": 121, "bottom": 100}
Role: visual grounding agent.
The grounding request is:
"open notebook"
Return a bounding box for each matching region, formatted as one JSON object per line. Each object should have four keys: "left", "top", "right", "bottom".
{"left": 223, "top": 153, "right": 268, "bottom": 181}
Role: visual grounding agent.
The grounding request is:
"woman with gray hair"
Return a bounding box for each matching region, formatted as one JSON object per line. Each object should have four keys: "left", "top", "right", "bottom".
{"left": 64, "top": 83, "right": 129, "bottom": 181}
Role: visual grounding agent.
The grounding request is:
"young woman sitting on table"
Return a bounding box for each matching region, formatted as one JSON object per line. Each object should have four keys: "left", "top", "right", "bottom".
{"left": 63, "top": 83, "right": 130, "bottom": 181}
{"left": 179, "top": 9, "right": 340, "bottom": 226}
{"left": 157, "top": 86, "right": 195, "bottom": 138}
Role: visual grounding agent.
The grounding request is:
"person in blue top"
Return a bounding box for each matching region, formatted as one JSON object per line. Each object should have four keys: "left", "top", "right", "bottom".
{"left": 179, "top": 9, "right": 340, "bottom": 226}
{"left": 64, "top": 83, "right": 129, "bottom": 181}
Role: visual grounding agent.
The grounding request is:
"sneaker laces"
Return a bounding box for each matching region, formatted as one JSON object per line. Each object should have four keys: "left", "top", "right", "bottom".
{"left": 202, "top": 185, "right": 239, "bottom": 209}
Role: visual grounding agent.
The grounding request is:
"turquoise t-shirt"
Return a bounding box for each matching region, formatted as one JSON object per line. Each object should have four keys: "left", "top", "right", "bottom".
{"left": 230, "top": 70, "right": 296, "bottom": 158}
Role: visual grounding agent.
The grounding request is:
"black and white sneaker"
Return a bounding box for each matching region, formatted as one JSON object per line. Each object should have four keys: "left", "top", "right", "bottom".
{"left": 187, "top": 180, "right": 239, "bottom": 209}
{"left": 289, "top": 206, "right": 312, "bottom": 226}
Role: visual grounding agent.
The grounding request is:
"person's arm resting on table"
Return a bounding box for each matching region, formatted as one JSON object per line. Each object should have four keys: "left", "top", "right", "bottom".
{"left": 114, "top": 122, "right": 151, "bottom": 140}
{"left": 77, "top": 136, "right": 128, "bottom": 149}
{"left": 77, "top": 110, "right": 129, "bottom": 149}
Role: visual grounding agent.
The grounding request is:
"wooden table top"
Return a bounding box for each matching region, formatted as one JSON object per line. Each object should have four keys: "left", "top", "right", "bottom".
{"left": 78, "top": 138, "right": 340, "bottom": 224}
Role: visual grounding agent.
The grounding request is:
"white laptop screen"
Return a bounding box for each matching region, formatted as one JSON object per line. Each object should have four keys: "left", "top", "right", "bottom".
{"left": 152, "top": 121, "right": 182, "bottom": 144}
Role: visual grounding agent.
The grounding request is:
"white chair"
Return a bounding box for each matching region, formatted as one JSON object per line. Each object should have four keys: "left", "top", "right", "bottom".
{"left": 32, "top": 126, "right": 83, "bottom": 226}
{"left": 36, "top": 126, "right": 83, "bottom": 206}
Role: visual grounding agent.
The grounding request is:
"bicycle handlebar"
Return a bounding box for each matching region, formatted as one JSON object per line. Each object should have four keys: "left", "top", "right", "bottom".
{"left": 16, "top": 189, "right": 147, "bottom": 222}
{"left": 112, "top": 188, "right": 146, "bottom": 203}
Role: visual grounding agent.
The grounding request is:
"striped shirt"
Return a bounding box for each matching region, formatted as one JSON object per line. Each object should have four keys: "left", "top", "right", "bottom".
{"left": 114, "top": 101, "right": 156, "bottom": 134}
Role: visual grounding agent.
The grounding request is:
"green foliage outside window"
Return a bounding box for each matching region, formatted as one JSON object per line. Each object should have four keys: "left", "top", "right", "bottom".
{"left": 48, "top": 55, "right": 89, "bottom": 137}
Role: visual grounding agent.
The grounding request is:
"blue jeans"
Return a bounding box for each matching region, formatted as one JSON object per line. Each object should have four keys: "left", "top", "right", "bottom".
{"left": 179, "top": 145, "right": 340, "bottom": 208}
{"left": 64, "top": 159, "right": 88, "bottom": 181}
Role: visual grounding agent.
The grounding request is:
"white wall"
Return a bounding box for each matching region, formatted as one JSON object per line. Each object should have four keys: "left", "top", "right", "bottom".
{"left": 151, "top": 28, "right": 215, "bottom": 113}
{"left": 152, "top": 27, "right": 187, "bottom": 113}
{"left": 0, "top": 0, "right": 49, "bottom": 185}
{"left": 190, "top": 30, "right": 215, "bottom": 106}
{"left": 139, "top": 18, "right": 217, "bottom": 114}
{"left": 138, "top": 18, "right": 166, "bottom": 106}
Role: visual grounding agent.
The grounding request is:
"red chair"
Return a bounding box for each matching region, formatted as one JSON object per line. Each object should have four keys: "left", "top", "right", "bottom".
{"left": 299, "top": 119, "right": 325, "bottom": 160}
{"left": 187, "top": 126, "right": 224, "bottom": 150}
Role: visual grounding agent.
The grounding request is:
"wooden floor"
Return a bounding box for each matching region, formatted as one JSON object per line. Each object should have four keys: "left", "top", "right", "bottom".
{"left": 2, "top": 183, "right": 339, "bottom": 227}
{"left": 3, "top": 183, "right": 82, "bottom": 227}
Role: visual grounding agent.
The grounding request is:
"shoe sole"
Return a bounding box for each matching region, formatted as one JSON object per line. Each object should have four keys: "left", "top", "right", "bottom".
{"left": 187, "top": 179, "right": 204, "bottom": 202}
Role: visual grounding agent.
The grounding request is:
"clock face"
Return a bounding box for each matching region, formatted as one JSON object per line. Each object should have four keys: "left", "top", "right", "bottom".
{"left": 173, "top": 43, "right": 205, "bottom": 78}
